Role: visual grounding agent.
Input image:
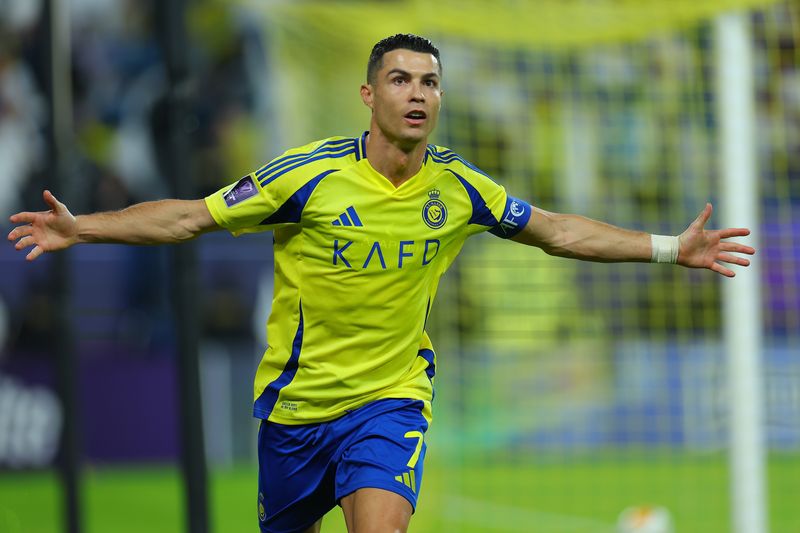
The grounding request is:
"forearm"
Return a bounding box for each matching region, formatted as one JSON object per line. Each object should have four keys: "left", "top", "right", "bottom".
{"left": 76, "top": 199, "right": 216, "bottom": 245}
{"left": 515, "top": 210, "right": 652, "bottom": 262}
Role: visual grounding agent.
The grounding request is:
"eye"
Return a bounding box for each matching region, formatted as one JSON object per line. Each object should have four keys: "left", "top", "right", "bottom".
{"left": 424, "top": 79, "right": 438, "bottom": 88}
{"left": 392, "top": 77, "right": 406, "bottom": 85}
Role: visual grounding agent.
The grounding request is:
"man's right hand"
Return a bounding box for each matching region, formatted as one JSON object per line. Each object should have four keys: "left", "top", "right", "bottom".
{"left": 8, "top": 190, "right": 78, "bottom": 261}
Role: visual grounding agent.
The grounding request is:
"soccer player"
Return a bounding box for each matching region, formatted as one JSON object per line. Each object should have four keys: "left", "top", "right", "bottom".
{"left": 8, "top": 34, "right": 754, "bottom": 533}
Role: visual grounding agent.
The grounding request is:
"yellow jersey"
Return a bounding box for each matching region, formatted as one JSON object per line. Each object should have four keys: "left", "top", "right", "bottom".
{"left": 205, "top": 132, "right": 532, "bottom": 424}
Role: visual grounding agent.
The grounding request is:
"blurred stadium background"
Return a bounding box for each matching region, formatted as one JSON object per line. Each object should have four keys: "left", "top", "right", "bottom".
{"left": 1, "top": 0, "right": 798, "bottom": 532}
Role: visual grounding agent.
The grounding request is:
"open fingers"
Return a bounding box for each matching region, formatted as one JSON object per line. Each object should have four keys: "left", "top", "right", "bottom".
{"left": 711, "top": 262, "right": 736, "bottom": 277}
{"left": 9, "top": 212, "right": 40, "bottom": 225}
{"left": 8, "top": 224, "right": 34, "bottom": 242}
{"left": 718, "top": 252, "right": 751, "bottom": 267}
{"left": 14, "top": 235, "right": 37, "bottom": 251}
{"left": 43, "top": 190, "right": 61, "bottom": 211}
{"left": 718, "top": 227, "right": 751, "bottom": 239}
{"left": 719, "top": 241, "right": 756, "bottom": 255}
{"left": 26, "top": 245, "right": 45, "bottom": 262}
{"left": 693, "top": 203, "right": 713, "bottom": 228}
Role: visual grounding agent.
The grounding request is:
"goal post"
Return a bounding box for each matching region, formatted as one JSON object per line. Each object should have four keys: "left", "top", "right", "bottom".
{"left": 716, "top": 11, "right": 767, "bottom": 533}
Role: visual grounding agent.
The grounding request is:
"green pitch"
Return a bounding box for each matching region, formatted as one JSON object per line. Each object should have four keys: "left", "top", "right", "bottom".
{"left": 1, "top": 453, "right": 797, "bottom": 533}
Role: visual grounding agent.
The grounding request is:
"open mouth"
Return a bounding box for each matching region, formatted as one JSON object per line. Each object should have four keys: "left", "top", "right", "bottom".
{"left": 404, "top": 110, "right": 427, "bottom": 125}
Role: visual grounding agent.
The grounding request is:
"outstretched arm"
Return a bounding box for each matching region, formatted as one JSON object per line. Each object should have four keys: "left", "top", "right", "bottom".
{"left": 8, "top": 190, "right": 220, "bottom": 261}
{"left": 511, "top": 202, "right": 754, "bottom": 277}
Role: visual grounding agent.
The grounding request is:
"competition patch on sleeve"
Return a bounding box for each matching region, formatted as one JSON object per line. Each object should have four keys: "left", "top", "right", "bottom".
{"left": 489, "top": 196, "right": 532, "bottom": 238}
{"left": 223, "top": 175, "right": 258, "bottom": 207}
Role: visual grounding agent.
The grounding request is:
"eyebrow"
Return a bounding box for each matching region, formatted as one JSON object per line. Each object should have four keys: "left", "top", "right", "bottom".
{"left": 386, "top": 68, "right": 440, "bottom": 79}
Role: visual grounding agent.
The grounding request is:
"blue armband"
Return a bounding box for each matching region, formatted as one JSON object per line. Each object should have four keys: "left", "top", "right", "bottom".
{"left": 489, "top": 196, "right": 532, "bottom": 239}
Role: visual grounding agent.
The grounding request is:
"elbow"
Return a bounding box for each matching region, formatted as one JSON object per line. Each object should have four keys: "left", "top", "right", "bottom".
{"left": 173, "top": 220, "right": 203, "bottom": 242}
{"left": 540, "top": 243, "right": 572, "bottom": 258}
{"left": 173, "top": 203, "right": 214, "bottom": 242}
{"left": 178, "top": 200, "right": 216, "bottom": 241}
{"left": 537, "top": 227, "right": 572, "bottom": 257}
{"left": 539, "top": 231, "right": 583, "bottom": 259}
{"left": 537, "top": 242, "right": 559, "bottom": 256}
{"left": 162, "top": 219, "right": 200, "bottom": 244}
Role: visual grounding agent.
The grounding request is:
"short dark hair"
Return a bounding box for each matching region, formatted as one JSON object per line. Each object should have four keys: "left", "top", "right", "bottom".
{"left": 367, "top": 33, "right": 441, "bottom": 84}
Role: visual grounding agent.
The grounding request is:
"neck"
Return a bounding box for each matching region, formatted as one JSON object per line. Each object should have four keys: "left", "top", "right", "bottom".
{"left": 365, "top": 127, "right": 428, "bottom": 188}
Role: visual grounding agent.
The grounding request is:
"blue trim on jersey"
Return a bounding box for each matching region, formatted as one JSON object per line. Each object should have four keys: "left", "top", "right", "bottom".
{"left": 489, "top": 196, "right": 533, "bottom": 239}
{"left": 258, "top": 142, "right": 356, "bottom": 187}
{"left": 254, "top": 302, "right": 305, "bottom": 418}
{"left": 255, "top": 138, "right": 353, "bottom": 178}
{"left": 427, "top": 147, "right": 492, "bottom": 179}
{"left": 449, "top": 170, "right": 500, "bottom": 227}
{"left": 427, "top": 152, "right": 459, "bottom": 165}
{"left": 259, "top": 169, "right": 336, "bottom": 226}
{"left": 417, "top": 349, "right": 436, "bottom": 381}
{"left": 357, "top": 132, "right": 368, "bottom": 161}
{"left": 427, "top": 148, "right": 457, "bottom": 161}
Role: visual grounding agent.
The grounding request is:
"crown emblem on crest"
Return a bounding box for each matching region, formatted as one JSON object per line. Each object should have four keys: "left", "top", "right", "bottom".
{"left": 428, "top": 189, "right": 440, "bottom": 199}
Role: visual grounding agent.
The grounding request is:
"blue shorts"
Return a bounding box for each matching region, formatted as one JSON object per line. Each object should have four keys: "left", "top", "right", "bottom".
{"left": 256, "top": 398, "right": 429, "bottom": 533}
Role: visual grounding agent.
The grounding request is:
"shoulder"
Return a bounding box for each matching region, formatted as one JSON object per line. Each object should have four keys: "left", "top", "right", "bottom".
{"left": 254, "top": 135, "right": 363, "bottom": 190}
{"left": 282, "top": 135, "right": 360, "bottom": 159}
{"left": 426, "top": 143, "right": 500, "bottom": 189}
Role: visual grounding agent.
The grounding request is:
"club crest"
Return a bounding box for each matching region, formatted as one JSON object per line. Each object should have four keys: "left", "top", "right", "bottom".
{"left": 422, "top": 189, "right": 447, "bottom": 229}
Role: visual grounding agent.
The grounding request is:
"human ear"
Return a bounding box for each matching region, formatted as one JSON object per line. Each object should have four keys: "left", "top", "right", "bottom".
{"left": 360, "top": 84, "right": 374, "bottom": 110}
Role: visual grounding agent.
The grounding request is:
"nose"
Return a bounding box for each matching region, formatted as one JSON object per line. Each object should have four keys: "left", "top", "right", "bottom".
{"left": 410, "top": 82, "right": 425, "bottom": 102}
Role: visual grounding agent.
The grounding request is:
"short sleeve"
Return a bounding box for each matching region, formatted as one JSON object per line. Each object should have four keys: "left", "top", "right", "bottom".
{"left": 205, "top": 172, "right": 280, "bottom": 236}
{"left": 451, "top": 165, "right": 532, "bottom": 239}
{"left": 205, "top": 137, "right": 357, "bottom": 236}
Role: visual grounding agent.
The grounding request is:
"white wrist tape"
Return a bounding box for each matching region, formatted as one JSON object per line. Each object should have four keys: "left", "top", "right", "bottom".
{"left": 650, "top": 234, "right": 680, "bottom": 264}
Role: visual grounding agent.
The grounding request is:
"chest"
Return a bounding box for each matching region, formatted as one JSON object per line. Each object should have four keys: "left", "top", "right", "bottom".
{"left": 297, "top": 172, "right": 470, "bottom": 271}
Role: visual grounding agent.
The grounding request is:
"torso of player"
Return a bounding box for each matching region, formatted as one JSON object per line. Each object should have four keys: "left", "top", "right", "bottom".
{"left": 205, "top": 134, "right": 525, "bottom": 425}
{"left": 263, "top": 158, "right": 474, "bottom": 424}
{"left": 284, "top": 156, "right": 469, "bottom": 325}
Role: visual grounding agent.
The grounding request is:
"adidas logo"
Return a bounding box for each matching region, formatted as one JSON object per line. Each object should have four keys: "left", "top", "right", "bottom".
{"left": 394, "top": 470, "right": 417, "bottom": 493}
{"left": 332, "top": 206, "right": 363, "bottom": 227}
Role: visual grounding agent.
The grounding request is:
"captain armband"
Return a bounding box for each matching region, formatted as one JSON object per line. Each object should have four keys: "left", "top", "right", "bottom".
{"left": 489, "top": 196, "right": 532, "bottom": 239}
